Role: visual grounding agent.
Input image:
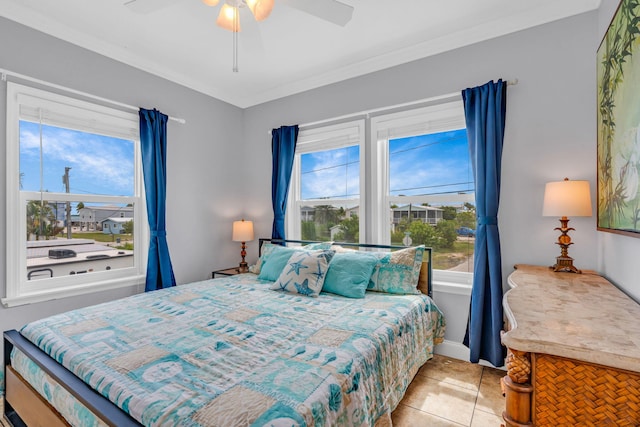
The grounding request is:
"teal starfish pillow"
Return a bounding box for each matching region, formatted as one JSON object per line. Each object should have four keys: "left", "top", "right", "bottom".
{"left": 270, "top": 249, "right": 335, "bottom": 297}
{"left": 254, "top": 242, "right": 333, "bottom": 278}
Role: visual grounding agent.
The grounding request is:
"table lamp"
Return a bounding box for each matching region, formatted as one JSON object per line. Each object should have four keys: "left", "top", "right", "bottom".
{"left": 232, "top": 219, "right": 254, "bottom": 273}
{"left": 542, "top": 178, "right": 592, "bottom": 273}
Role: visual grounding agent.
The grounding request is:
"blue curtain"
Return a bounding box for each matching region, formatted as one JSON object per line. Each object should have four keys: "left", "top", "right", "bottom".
{"left": 462, "top": 80, "right": 507, "bottom": 367}
{"left": 139, "top": 108, "right": 176, "bottom": 292}
{"left": 271, "top": 125, "right": 299, "bottom": 240}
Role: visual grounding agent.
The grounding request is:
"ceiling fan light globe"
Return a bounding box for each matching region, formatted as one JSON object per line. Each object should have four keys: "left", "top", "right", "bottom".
{"left": 246, "top": 0, "right": 274, "bottom": 21}
{"left": 201, "top": 0, "right": 220, "bottom": 6}
{"left": 217, "top": 4, "right": 241, "bottom": 32}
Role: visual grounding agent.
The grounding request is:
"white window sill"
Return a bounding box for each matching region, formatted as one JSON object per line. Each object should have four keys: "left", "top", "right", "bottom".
{"left": 1, "top": 275, "right": 145, "bottom": 307}
{"left": 432, "top": 270, "right": 473, "bottom": 296}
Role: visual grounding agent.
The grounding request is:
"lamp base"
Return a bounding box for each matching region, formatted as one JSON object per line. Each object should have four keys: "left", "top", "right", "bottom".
{"left": 550, "top": 216, "right": 582, "bottom": 274}
{"left": 238, "top": 261, "right": 248, "bottom": 273}
{"left": 550, "top": 255, "right": 581, "bottom": 274}
{"left": 238, "top": 240, "right": 248, "bottom": 273}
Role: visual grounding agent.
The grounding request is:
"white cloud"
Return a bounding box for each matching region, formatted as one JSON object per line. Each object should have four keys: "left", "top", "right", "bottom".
{"left": 302, "top": 149, "right": 359, "bottom": 199}
{"left": 20, "top": 127, "right": 41, "bottom": 150}
{"left": 20, "top": 124, "right": 134, "bottom": 195}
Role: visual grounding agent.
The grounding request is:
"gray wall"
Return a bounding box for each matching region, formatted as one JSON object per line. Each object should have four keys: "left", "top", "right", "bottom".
{"left": 597, "top": 1, "right": 640, "bottom": 302}
{"left": 3, "top": 4, "right": 636, "bottom": 366}
{"left": 0, "top": 17, "right": 245, "bottom": 358}
{"left": 243, "top": 11, "right": 600, "bottom": 346}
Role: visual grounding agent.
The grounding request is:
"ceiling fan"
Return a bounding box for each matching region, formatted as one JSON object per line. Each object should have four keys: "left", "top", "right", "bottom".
{"left": 123, "top": 0, "right": 354, "bottom": 27}
{"left": 124, "top": 0, "right": 353, "bottom": 72}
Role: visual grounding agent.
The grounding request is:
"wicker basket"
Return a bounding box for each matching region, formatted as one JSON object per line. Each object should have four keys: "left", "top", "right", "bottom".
{"left": 534, "top": 354, "right": 640, "bottom": 426}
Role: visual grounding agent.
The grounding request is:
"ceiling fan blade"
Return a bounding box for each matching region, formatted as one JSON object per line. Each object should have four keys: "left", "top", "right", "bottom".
{"left": 279, "top": 0, "right": 354, "bottom": 27}
{"left": 123, "top": 0, "right": 183, "bottom": 14}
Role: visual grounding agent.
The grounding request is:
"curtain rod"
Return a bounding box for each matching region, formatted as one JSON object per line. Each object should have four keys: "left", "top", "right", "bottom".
{"left": 267, "top": 78, "right": 518, "bottom": 135}
{"left": 1, "top": 68, "right": 186, "bottom": 124}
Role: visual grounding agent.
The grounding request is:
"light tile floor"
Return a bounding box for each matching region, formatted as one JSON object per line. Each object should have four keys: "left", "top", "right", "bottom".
{"left": 0, "top": 355, "right": 505, "bottom": 427}
{"left": 392, "top": 354, "right": 505, "bottom": 427}
{"left": 0, "top": 399, "right": 9, "bottom": 427}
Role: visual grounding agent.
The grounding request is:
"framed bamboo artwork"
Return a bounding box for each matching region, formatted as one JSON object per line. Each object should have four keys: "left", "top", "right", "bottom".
{"left": 597, "top": 0, "right": 640, "bottom": 237}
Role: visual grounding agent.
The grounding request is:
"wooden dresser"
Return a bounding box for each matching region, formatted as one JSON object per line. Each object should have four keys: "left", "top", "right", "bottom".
{"left": 501, "top": 265, "right": 640, "bottom": 427}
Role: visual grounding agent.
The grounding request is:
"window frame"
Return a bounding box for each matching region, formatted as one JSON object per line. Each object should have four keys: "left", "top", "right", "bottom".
{"left": 3, "top": 82, "right": 148, "bottom": 307}
{"left": 371, "top": 101, "right": 475, "bottom": 284}
{"left": 286, "top": 120, "right": 366, "bottom": 243}
{"left": 286, "top": 98, "right": 475, "bottom": 287}
{"left": 370, "top": 100, "right": 473, "bottom": 244}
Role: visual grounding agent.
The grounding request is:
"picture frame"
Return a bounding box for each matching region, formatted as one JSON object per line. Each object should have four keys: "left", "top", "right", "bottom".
{"left": 597, "top": 0, "right": 640, "bottom": 237}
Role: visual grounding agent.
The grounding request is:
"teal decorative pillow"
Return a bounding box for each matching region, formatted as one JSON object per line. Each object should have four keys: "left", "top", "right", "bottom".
{"left": 303, "top": 241, "right": 333, "bottom": 250}
{"left": 322, "top": 251, "right": 380, "bottom": 298}
{"left": 250, "top": 243, "right": 280, "bottom": 275}
{"left": 257, "top": 245, "right": 300, "bottom": 281}
{"left": 368, "top": 246, "right": 425, "bottom": 295}
{"left": 270, "top": 250, "right": 335, "bottom": 297}
{"left": 254, "top": 242, "right": 334, "bottom": 277}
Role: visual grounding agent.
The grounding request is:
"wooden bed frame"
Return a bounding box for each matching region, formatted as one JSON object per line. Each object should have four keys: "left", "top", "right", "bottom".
{"left": 3, "top": 239, "right": 433, "bottom": 426}
{"left": 4, "top": 329, "right": 141, "bottom": 427}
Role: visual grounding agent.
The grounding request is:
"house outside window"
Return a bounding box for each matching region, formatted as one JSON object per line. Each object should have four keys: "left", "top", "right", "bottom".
{"left": 286, "top": 120, "right": 365, "bottom": 244}
{"left": 3, "top": 83, "right": 147, "bottom": 307}
{"left": 392, "top": 205, "right": 444, "bottom": 226}
{"left": 287, "top": 99, "right": 476, "bottom": 280}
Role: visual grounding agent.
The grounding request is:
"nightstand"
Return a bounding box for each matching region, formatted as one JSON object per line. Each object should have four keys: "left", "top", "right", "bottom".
{"left": 211, "top": 267, "right": 242, "bottom": 279}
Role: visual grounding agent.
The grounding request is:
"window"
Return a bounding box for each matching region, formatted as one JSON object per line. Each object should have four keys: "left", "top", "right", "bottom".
{"left": 287, "top": 121, "right": 365, "bottom": 243}
{"left": 287, "top": 99, "right": 476, "bottom": 278}
{"left": 372, "top": 101, "right": 475, "bottom": 274}
{"left": 3, "top": 83, "right": 147, "bottom": 307}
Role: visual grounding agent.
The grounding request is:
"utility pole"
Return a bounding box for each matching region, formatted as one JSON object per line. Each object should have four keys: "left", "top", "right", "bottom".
{"left": 63, "top": 167, "right": 72, "bottom": 239}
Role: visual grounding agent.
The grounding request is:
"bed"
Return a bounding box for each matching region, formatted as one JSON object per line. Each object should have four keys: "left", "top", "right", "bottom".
{"left": 3, "top": 239, "right": 445, "bottom": 427}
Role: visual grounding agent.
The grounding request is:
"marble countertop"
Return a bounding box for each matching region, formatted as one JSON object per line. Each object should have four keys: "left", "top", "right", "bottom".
{"left": 502, "top": 265, "right": 640, "bottom": 373}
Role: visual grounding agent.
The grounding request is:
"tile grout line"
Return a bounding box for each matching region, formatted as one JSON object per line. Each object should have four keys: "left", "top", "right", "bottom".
{"left": 468, "top": 366, "right": 486, "bottom": 426}
{"left": 402, "top": 363, "right": 487, "bottom": 427}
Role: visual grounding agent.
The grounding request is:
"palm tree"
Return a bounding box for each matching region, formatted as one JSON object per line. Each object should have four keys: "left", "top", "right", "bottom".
{"left": 314, "top": 205, "right": 341, "bottom": 225}
{"left": 26, "top": 201, "right": 40, "bottom": 240}
{"left": 26, "top": 200, "right": 56, "bottom": 240}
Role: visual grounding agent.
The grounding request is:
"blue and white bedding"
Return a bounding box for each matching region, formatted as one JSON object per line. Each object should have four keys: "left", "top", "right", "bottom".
{"left": 16, "top": 273, "right": 445, "bottom": 426}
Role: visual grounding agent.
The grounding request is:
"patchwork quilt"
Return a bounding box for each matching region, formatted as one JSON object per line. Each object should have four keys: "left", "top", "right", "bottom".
{"left": 17, "top": 274, "right": 445, "bottom": 427}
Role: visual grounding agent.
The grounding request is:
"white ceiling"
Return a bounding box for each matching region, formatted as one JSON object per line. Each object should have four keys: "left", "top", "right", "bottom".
{"left": 1, "top": 0, "right": 600, "bottom": 108}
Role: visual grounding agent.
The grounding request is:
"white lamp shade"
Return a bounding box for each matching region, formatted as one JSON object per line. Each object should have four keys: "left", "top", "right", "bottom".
{"left": 217, "top": 4, "right": 241, "bottom": 32}
{"left": 542, "top": 179, "right": 593, "bottom": 217}
{"left": 232, "top": 220, "right": 254, "bottom": 242}
{"left": 246, "top": 0, "right": 274, "bottom": 21}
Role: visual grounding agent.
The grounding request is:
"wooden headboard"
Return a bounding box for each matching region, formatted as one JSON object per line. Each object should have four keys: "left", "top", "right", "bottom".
{"left": 258, "top": 238, "right": 433, "bottom": 298}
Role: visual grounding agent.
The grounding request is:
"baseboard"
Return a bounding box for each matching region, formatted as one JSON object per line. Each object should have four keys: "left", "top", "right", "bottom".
{"left": 434, "top": 339, "right": 470, "bottom": 360}
{"left": 434, "top": 339, "right": 506, "bottom": 370}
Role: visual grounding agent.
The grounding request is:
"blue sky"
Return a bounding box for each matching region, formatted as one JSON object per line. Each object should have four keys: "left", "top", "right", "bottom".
{"left": 301, "top": 145, "right": 360, "bottom": 199}
{"left": 389, "top": 128, "right": 472, "bottom": 196}
{"left": 300, "top": 128, "right": 471, "bottom": 200}
{"left": 19, "top": 121, "right": 135, "bottom": 197}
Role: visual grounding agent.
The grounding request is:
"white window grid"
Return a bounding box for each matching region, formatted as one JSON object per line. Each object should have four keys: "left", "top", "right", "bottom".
{"left": 3, "top": 82, "right": 148, "bottom": 307}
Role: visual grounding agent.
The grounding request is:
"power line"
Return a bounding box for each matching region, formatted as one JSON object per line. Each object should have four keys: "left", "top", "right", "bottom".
{"left": 301, "top": 159, "right": 359, "bottom": 175}
{"left": 70, "top": 188, "right": 133, "bottom": 197}
{"left": 303, "top": 193, "right": 360, "bottom": 200}
{"left": 389, "top": 134, "right": 465, "bottom": 156}
{"left": 301, "top": 134, "right": 466, "bottom": 176}
{"left": 391, "top": 181, "right": 474, "bottom": 194}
